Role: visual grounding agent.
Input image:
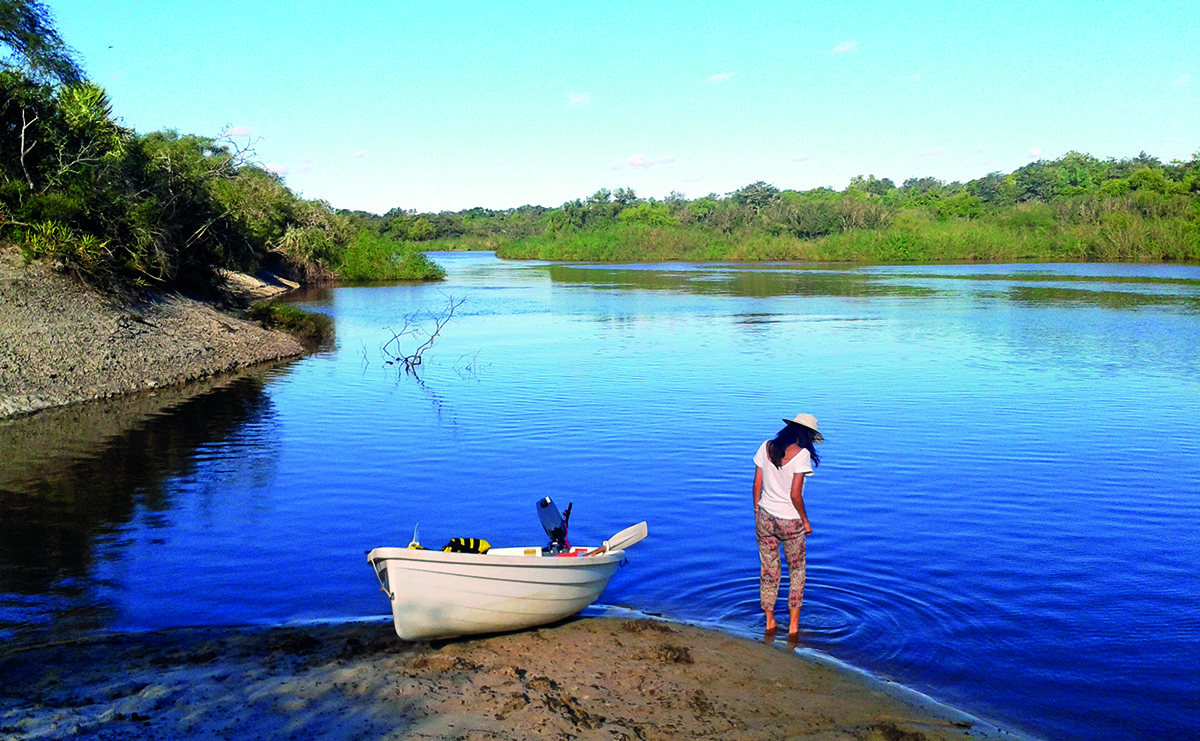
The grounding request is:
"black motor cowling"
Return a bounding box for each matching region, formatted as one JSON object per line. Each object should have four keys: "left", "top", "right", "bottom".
{"left": 537, "top": 497, "right": 572, "bottom": 554}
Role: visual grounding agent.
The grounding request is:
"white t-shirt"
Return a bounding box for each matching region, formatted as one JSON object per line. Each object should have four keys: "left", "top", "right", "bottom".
{"left": 753, "top": 440, "right": 813, "bottom": 520}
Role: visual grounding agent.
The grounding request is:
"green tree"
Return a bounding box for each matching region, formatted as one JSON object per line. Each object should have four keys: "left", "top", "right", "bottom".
{"left": 771, "top": 197, "right": 839, "bottom": 238}
{"left": 1012, "top": 161, "right": 1064, "bottom": 202}
{"left": 408, "top": 216, "right": 435, "bottom": 241}
{"left": 0, "top": 0, "right": 84, "bottom": 84}
{"left": 0, "top": 68, "right": 57, "bottom": 190}
{"left": 899, "top": 176, "right": 945, "bottom": 198}
{"left": 1056, "top": 151, "right": 1102, "bottom": 190}
{"left": 560, "top": 199, "right": 587, "bottom": 229}
{"left": 612, "top": 187, "right": 637, "bottom": 206}
{"left": 847, "top": 174, "right": 895, "bottom": 197}
{"left": 585, "top": 188, "right": 622, "bottom": 221}
{"left": 1, "top": 70, "right": 128, "bottom": 238}
{"left": 729, "top": 181, "right": 780, "bottom": 212}
{"left": 686, "top": 198, "right": 717, "bottom": 223}
{"left": 617, "top": 201, "right": 676, "bottom": 227}
{"left": 1105, "top": 151, "right": 1162, "bottom": 180}
{"left": 967, "top": 171, "right": 1016, "bottom": 205}
{"left": 935, "top": 192, "right": 985, "bottom": 220}
{"left": 1127, "top": 167, "right": 1179, "bottom": 194}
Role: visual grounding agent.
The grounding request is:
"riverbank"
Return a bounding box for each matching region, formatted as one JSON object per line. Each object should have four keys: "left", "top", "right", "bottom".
{"left": 0, "top": 616, "right": 999, "bottom": 741}
{"left": 491, "top": 215, "right": 1199, "bottom": 265}
{"left": 0, "top": 248, "right": 304, "bottom": 420}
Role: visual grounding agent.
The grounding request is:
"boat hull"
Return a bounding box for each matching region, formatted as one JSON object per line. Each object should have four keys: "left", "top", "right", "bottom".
{"left": 367, "top": 546, "right": 625, "bottom": 640}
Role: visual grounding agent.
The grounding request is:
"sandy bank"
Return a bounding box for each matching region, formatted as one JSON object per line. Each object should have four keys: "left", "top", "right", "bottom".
{"left": 0, "top": 248, "right": 304, "bottom": 420}
{"left": 0, "top": 617, "right": 992, "bottom": 741}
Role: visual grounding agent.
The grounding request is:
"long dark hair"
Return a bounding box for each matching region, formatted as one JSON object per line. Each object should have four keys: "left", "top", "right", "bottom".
{"left": 767, "top": 423, "right": 821, "bottom": 469}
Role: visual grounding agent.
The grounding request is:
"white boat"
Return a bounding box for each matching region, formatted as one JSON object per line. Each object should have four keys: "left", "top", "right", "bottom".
{"left": 367, "top": 521, "right": 647, "bottom": 641}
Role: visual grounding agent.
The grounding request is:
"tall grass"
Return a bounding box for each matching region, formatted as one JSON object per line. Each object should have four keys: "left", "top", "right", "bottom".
{"left": 245, "top": 301, "right": 334, "bottom": 347}
{"left": 336, "top": 232, "right": 447, "bottom": 282}
{"left": 498, "top": 224, "right": 728, "bottom": 262}
{"left": 422, "top": 235, "right": 512, "bottom": 252}
{"left": 493, "top": 208, "right": 1199, "bottom": 265}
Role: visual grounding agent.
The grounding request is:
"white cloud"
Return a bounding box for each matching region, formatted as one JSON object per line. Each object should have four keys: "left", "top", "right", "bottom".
{"left": 921, "top": 148, "right": 945, "bottom": 158}
{"left": 831, "top": 40, "right": 858, "bottom": 55}
{"left": 621, "top": 154, "right": 677, "bottom": 169}
{"left": 791, "top": 155, "right": 812, "bottom": 162}
{"left": 222, "top": 126, "right": 252, "bottom": 137}
{"left": 1171, "top": 74, "right": 1190, "bottom": 90}
{"left": 266, "top": 158, "right": 314, "bottom": 177}
{"left": 707, "top": 72, "right": 735, "bottom": 83}
{"left": 1027, "top": 147, "right": 1043, "bottom": 159}
{"left": 568, "top": 91, "right": 590, "bottom": 106}
{"left": 353, "top": 150, "right": 367, "bottom": 159}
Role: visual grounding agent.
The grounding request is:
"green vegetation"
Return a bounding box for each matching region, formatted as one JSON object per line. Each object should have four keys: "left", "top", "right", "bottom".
{"left": 4, "top": 1, "right": 1196, "bottom": 285}
{"left": 0, "top": 0, "right": 84, "bottom": 84}
{"left": 345, "top": 156, "right": 1200, "bottom": 265}
{"left": 0, "top": 1, "right": 443, "bottom": 293}
{"left": 244, "top": 301, "right": 334, "bottom": 347}
{"left": 336, "top": 231, "right": 446, "bottom": 282}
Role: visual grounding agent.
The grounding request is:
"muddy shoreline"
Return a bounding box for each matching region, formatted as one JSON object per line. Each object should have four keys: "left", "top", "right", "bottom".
{"left": 0, "top": 249, "right": 303, "bottom": 420}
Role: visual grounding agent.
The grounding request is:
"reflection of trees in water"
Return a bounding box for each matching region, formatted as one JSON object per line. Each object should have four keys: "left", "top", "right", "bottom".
{"left": 546, "top": 264, "right": 939, "bottom": 299}
{"left": 548, "top": 264, "right": 1200, "bottom": 310}
{"left": 0, "top": 377, "right": 277, "bottom": 642}
{"left": 1006, "top": 284, "right": 1200, "bottom": 311}
{"left": 278, "top": 285, "right": 335, "bottom": 307}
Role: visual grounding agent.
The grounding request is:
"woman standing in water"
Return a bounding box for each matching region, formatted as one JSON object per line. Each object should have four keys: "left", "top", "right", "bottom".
{"left": 752, "top": 413, "right": 822, "bottom": 634}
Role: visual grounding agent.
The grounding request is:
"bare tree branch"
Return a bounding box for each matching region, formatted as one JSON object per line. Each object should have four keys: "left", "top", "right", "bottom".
{"left": 380, "top": 294, "right": 466, "bottom": 376}
{"left": 19, "top": 107, "right": 38, "bottom": 189}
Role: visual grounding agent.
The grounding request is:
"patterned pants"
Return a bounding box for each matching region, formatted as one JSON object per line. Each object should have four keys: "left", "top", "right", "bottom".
{"left": 756, "top": 506, "right": 807, "bottom": 611}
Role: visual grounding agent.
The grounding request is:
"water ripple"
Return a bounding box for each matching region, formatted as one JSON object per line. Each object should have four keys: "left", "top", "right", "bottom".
{"left": 5, "top": 257, "right": 1199, "bottom": 741}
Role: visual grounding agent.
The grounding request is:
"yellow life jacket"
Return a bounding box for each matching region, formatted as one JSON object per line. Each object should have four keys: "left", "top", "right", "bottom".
{"left": 442, "top": 537, "right": 490, "bottom": 554}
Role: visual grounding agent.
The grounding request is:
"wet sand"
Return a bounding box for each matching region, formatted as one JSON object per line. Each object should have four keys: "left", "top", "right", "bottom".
{"left": 0, "top": 616, "right": 998, "bottom": 741}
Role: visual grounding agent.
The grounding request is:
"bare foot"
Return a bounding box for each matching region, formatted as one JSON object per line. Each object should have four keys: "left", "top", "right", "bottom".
{"left": 787, "top": 607, "right": 801, "bottom": 636}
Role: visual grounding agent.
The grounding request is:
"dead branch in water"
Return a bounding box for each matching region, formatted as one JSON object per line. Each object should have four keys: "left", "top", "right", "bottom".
{"left": 381, "top": 294, "right": 466, "bottom": 375}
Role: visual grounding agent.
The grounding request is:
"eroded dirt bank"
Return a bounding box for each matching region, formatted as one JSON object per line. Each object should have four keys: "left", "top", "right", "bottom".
{"left": 0, "top": 249, "right": 303, "bottom": 419}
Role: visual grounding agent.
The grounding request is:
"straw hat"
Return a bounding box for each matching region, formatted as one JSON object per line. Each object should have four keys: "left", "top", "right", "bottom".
{"left": 783, "top": 413, "right": 824, "bottom": 442}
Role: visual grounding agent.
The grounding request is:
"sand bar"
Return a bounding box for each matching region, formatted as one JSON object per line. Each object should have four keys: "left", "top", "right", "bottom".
{"left": 0, "top": 616, "right": 1013, "bottom": 741}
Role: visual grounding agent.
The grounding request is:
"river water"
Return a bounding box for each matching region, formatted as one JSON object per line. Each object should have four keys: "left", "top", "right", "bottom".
{"left": 2, "top": 253, "right": 1198, "bottom": 740}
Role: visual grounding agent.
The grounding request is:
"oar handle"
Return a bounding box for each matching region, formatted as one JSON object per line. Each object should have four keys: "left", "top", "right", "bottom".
{"left": 585, "top": 521, "right": 648, "bottom": 556}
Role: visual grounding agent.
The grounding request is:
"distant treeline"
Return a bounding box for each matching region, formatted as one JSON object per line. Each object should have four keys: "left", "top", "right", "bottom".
{"left": 0, "top": 1, "right": 443, "bottom": 293}
{"left": 342, "top": 150, "right": 1200, "bottom": 264}
{"left": 4, "top": 2, "right": 1196, "bottom": 294}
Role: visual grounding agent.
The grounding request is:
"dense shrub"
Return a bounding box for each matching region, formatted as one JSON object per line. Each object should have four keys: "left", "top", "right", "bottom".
{"left": 0, "top": 68, "right": 439, "bottom": 291}
{"left": 245, "top": 301, "right": 334, "bottom": 347}
{"left": 336, "top": 231, "right": 446, "bottom": 282}
{"left": 383, "top": 148, "right": 1200, "bottom": 265}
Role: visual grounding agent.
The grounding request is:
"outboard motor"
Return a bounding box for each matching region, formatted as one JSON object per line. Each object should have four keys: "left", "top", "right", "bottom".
{"left": 537, "top": 497, "right": 572, "bottom": 554}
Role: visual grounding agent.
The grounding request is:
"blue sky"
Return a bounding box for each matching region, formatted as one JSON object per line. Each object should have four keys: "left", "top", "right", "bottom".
{"left": 53, "top": 0, "right": 1198, "bottom": 214}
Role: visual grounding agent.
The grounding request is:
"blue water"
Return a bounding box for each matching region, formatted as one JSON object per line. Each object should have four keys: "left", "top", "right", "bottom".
{"left": 2, "top": 253, "right": 1199, "bottom": 740}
